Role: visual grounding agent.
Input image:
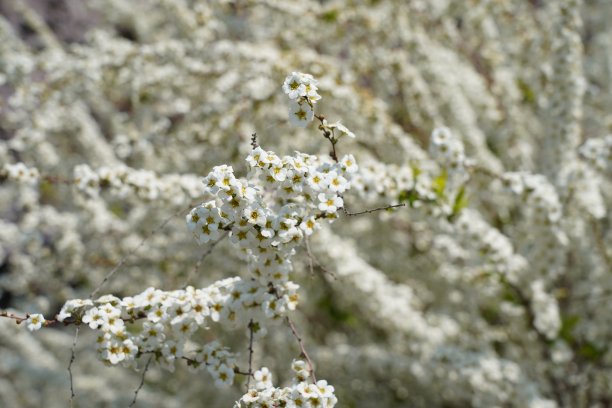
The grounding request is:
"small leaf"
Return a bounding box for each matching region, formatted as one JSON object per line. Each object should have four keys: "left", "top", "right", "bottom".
{"left": 449, "top": 185, "right": 469, "bottom": 220}
{"left": 321, "top": 10, "right": 338, "bottom": 22}
{"left": 517, "top": 79, "right": 536, "bottom": 105}
{"left": 559, "top": 315, "right": 580, "bottom": 343}
{"left": 578, "top": 342, "right": 606, "bottom": 361}
{"left": 432, "top": 169, "right": 448, "bottom": 199}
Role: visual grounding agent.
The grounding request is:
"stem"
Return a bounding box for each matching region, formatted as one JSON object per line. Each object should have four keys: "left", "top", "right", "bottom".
{"left": 285, "top": 316, "right": 317, "bottom": 383}
{"left": 246, "top": 319, "right": 255, "bottom": 390}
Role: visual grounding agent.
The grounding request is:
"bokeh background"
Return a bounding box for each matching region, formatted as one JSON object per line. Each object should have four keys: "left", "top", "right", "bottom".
{"left": 1, "top": 1, "right": 611, "bottom": 407}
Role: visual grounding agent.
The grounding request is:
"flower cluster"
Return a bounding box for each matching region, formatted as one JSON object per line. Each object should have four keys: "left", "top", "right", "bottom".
{"left": 500, "top": 173, "right": 562, "bottom": 224}
{"left": 2, "top": 2, "right": 609, "bottom": 403}
{"left": 530, "top": 280, "right": 561, "bottom": 340}
{"left": 187, "top": 146, "right": 356, "bottom": 311}
{"left": 74, "top": 164, "right": 202, "bottom": 204}
{"left": 235, "top": 361, "right": 337, "bottom": 408}
{"left": 50, "top": 73, "right": 351, "bottom": 397}
{"left": 452, "top": 210, "right": 527, "bottom": 284}
{"left": 57, "top": 279, "right": 257, "bottom": 380}
{"left": 579, "top": 135, "right": 612, "bottom": 174}
{"left": 1, "top": 162, "right": 40, "bottom": 185}
{"left": 429, "top": 127, "right": 469, "bottom": 173}
{"left": 282, "top": 72, "right": 321, "bottom": 128}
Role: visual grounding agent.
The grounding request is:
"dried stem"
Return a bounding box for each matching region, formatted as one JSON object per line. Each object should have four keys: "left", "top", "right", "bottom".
{"left": 246, "top": 319, "right": 255, "bottom": 390}
{"left": 285, "top": 316, "right": 317, "bottom": 383}
{"left": 0, "top": 311, "right": 27, "bottom": 324}
{"left": 315, "top": 114, "right": 339, "bottom": 163}
{"left": 182, "top": 231, "right": 228, "bottom": 288}
{"left": 129, "top": 355, "right": 154, "bottom": 407}
{"left": 591, "top": 219, "right": 612, "bottom": 269}
{"left": 90, "top": 204, "right": 192, "bottom": 299}
{"left": 304, "top": 237, "right": 335, "bottom": 280}
{"left": 344, "top": 203, "right": 407, "bottom": 216}
{"left": 68, "top": 326, "right": 80, "bottom": 407}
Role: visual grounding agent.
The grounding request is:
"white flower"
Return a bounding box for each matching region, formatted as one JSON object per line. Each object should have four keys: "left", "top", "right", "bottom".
{"left": 282, "top": 72, "right": 307, "bottom": 100}
{"left": 282, "top": 72, "right": 321, "bottom": 103}
{"left": 326, "top": 172, "right": 349, "bottom": 193}
{"left": 254, "top": 367, "right": 273, "bottom": 390}
{"left": 317, "top": 193, "right": 343, "bottom": 213}
{"left": 25, "top": 314, "right": 45, "bottom": 331}
{"left": 324, "top": 120, "right": 356, "bottom": 139}
{"left": 57, "top": 299, "right": 94, "bottom": 322}
{"left": 340, "top": 154, "right": 358, "bottom": 174}
{"left": 288, "top": 101, "right": 314, "bottom": 128}
{"left": 82, "top": 307, "right": 105, "bottom": 329}
{"left": 213, "top": 363, "right": 235, "bottom": 387}
{"left": 299, "top": 216, "right": 318, "bottom": 236}
{"left": 244, "top": 204, "right": 267, "bottom": 227}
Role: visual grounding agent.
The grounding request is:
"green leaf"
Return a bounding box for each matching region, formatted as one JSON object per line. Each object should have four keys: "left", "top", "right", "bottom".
{"left": 578, "top": 342, "right": 606, "bottom": 361}
{"left": 432, "top": 169, "right": 448, "bottom": 199}
{"left": 450, "top": 185, "right": 469, "bottom": 220}
{"left": 517, "top": 79, "right": 536, "bottom": 105}
{"left": 559, "top": 315, "right": 580, "bottom": 343}
{"left": 398, "top": 189, "right": 420, "bottom": 208}
{"left": 321, "top": 10, "right": 338, "bottom": 22}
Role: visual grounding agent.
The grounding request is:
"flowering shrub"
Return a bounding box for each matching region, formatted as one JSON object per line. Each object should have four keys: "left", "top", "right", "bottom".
{"left": 1, "top": 1, "right": 611, "bottom": 407}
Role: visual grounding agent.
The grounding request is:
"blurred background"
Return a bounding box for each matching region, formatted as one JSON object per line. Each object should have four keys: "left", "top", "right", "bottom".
{"left": 1, "top": 0, "right": 611, "bottom": 407}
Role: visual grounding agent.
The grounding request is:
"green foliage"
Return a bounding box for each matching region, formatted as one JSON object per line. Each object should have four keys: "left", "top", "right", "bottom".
{"left": 321, "top": 10, "right": 339, "bottom": 23}
{"left": 517, "top": 79, "right": 536, "bottom": 105}
{"left": 449, "top": 185, "right": 469, "bottom": 221}
{"left": 559, "top": 314, "right": 580, "bottom": 343}
{"left": 432, "top": 169, "right": 448, "bottom": 200}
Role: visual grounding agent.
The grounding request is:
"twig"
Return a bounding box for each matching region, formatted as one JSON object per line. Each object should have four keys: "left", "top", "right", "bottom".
{"left": 0, "top": 311, "right": 64, "bottom": 326}
{"left": 179, "top": 355, "right": 250, "bottom": 375}
{"left": 344, "top": 203, "right": 407, "bottom": 216}
{"left": 68, "top": 326, "right": 80, "bottom": 407}
{"left": 285, "top": 316, "right": 317, "bottom": 383}
{"left": 0, "top": 311, "right": 27, "bottom": 324}
{"left": 90, "top": 204, "right": 192, "bottom": 299}
{"left": 246, "top": 319, "right": 255, "bottom": 390}
{"left": 182, "top": 232, "right": 228, "bottom": 288}
{"left": 314, "top": 114, "right": 339, "bottom": 163}
{"left": 591, "top": 219, "right": 612, "bottom": 269}
{"left": 304, "top": 238, "right": 335, "bottom": 280}
{"left": 129, "top": 355, "right": 154, "bottom": 407}
{"left": 250, "top": 133, "right": 259, "bottom": 149}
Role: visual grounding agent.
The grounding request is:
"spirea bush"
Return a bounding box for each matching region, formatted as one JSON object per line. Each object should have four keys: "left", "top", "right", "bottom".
{"left": 1, "top": 1, "right": 611, "bottom": 407}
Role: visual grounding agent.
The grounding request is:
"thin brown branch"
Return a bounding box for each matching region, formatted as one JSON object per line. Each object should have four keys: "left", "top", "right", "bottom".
{"left": 0, "top": 311, "right": 27, "bottom": 324}
{"left": 68, "top": 326, "right": 80, "bottom": 407}
{"left": 591, "top": 219, "right": 612, "bottom": 269}
{"left": 304, "top": 238, "right": 336, "bottom": 280}
{"left": 0, "top": 311, "right": 63, "bottom": 326}
{"left": 314, "top": 114, "right": 339, "bottom": 163}
{"left": 285, "top": 316, "right": 317, "bottom": 383}
{"left": 344, "top": 203, "right": 407, "bottom": 216}
{"left": 246, "top": 319, "right": 255, "bottom": 390}
{"left": 90, "top": 204, "right": 192, "bottom": 299}
{"left": 182, "top": 231, "right": 228, "bottom": 288}
{"left": 178, "top": 355, "right": 250, "bottom": 376}
{"left": 129, "top": 355, "right": 154, "bottom": 407}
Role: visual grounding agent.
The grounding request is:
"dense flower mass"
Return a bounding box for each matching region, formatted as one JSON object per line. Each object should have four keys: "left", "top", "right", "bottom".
{"left": 235, "top": 361, "right": 337, "bottom": 408}
{"left": 1, "top": 1, "right": 611, "bottom": 407}
{"left": 283, "top": 72, "right": 321, "bottom": 128}
{"left": 44, "top": 73, "right": 347, "bottom": 401}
